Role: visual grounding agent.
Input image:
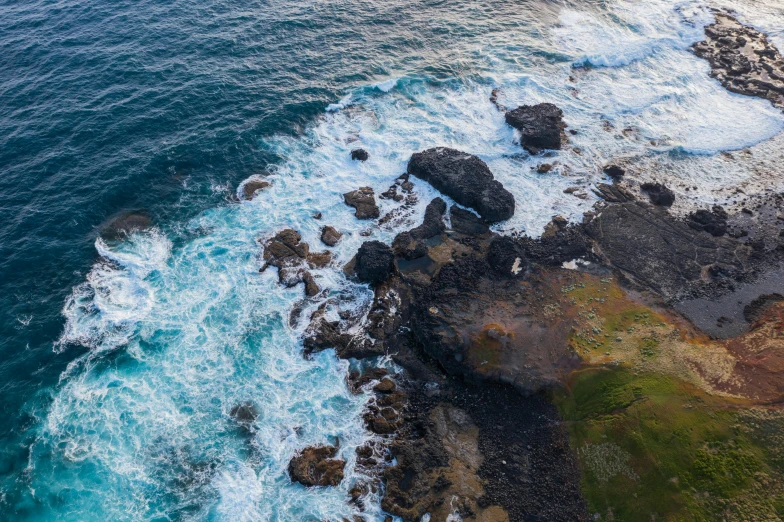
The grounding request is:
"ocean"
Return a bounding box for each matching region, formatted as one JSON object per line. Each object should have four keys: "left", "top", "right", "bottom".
{"left": 1, "top": 0, "right": 784, "bottom": 519}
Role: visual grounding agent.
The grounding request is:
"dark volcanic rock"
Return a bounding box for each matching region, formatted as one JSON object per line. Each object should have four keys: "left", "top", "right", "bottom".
{"left": 351, "top": 148, "right": 369, "bottom": 161}
{"left": 288, "top": 445, "right": 345, "bottom": 487}
{"left": 449, "top": 206, "right": 491, "bottom": 237}
{"left": 586, "top": 202, "right": 747, "bottom": 301}
{"left": 487, "top": 236, "right": 528, "bottom": 278}
{"left": 505, "top": 103, "right": 565, "bottom": 153}
{"left": 229, "top": 402, "right": 258, "bottom": 432}
{"left": 407, "top": 148, "right": 515, "bottom": 223}
{"left": 688, "top": 205, "right": 729, "bottom": 237}
{"left": 744, "top": 293, "right": 784, "bottom": 323}
{"left": 355, "top": 241, "right": 395, "bottom": 285}
{"left": 344, "top": 187, "right": 380, "bottom": 220}
{"left": 320, "top": 226, "right": 343, "bottom": 247}
{"left": 242, "top": 180, "right": 271, "bottom": 200}
{"left": 641, "top": 182, "right": 675, "bottom": 206}
{"left": 603, "top": 165, "right": 625, "bottom": 181}
{"left": 409, "top": 197, "right": 446, "bottom": 240}
{"left": 261, "top": 229, "right": 330, "bottom": 297}
{"left": 693, "top": 14, "right": 784, "bottom": 108}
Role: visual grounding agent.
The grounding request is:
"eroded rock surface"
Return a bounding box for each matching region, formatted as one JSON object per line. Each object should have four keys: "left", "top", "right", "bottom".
{"left": 344, "top": 187, "right": 380, "bottom": 220}
{"left": 693, "top": 14, "right": 784, "bottom": 108}
{"left": 288, "top": 444, "right": 346, "bottom": 487}
{"left": 321, "top": 225, "right": 343, "bottom": 247}
{"left": 241, "top": 179, "right": 271, "bottom": 200}
{"left": 260, "top": 229, "right": 332, "bottom": 296}
{"left": 407, "top": 148, "right": 515, "bottom": 223}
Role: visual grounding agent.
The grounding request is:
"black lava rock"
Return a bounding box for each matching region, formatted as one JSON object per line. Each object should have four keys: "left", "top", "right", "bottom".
{"left": 407, "top": 148, "right": 515, "bottom": 223}
{"left": 641, "top": 182, "right": 675, "bottom": 206}
{"left": 351, "top": 148, "right": 369, "bottom": 161}
{"left": 487, "top": 236, "right": 528, "bottom": 277}
{"left": 688, "top": 206, "right": 729, "bottom": 237}
{"left": 603, "top": 165, "right": 625, "bottom": 181}
{"left": 505, "top": 103, "right": 565, "bottom": 153}
{"left": 355, "top": 241, "right": 395, "bottom": 285}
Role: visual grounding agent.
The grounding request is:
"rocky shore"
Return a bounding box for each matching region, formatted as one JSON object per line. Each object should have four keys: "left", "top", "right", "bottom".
{"left": 249, "top": 13, "right": 784, "bottom": 521}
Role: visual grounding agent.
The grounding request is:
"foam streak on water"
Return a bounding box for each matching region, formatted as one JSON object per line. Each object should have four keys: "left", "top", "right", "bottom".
{"left": 9, "top": 0, "right": 784, "bottom": 520}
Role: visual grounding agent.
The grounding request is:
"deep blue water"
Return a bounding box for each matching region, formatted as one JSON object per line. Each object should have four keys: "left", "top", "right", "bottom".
{"left": 2, "top": 0, "right": 784, "bottom": 519}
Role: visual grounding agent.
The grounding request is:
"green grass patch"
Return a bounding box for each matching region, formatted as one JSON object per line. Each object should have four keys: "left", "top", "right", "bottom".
{"left": 554, "top": 368, "right": 784, "bottom": 521}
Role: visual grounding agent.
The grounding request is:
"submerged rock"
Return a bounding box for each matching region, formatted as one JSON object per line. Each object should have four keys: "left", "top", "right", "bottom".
{"left": 344, "top": 187, "right": 380, "bottom": 220}
{"left": 505, "top": 103, "right": 565, "bottom": 153}
{"left": 351, "top": 148, "right": 369, "bottom": 161}
{"left": 355, "top": 241, "right": 395, "bottom": 285}
{"left": 288, "top": 445, "right": 346, "bottom": 487}
{"left": 407, "top": 147, "right": 515, "bottom": 222}
{"left": 641, "top": 182, "right": 675, "bottom": 206}
{"left": 693, "top": 14, "right": 784, "bottom": 108}
{"left": 100, "top": 211, "right": 153, "bottom": 240}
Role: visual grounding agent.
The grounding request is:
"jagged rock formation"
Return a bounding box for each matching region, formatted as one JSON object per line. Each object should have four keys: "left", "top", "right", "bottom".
{"left": 288, "top": 444, "right": 346, "bottom": 487}
{"left": 693, "top": 14, "right": 784, "bottom": 108}
{"left": 260, "top": 229, "right": 332, "bottom": 296}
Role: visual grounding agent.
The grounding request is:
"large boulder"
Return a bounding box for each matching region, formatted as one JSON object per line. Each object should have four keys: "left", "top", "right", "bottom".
{"left": 355, "top": 241, "right": 395, "bottom": 285}
{"left": 505, "top": 103, "right": 565, "bottom": 153}
{"left": 407, "top": 148, "right": 515, "bottom": 223}
{"left": 320, "top": 226, "right": 343, "bottom": 247}
{"left": 288, "top": 445, "right": 345, "bottom": 487}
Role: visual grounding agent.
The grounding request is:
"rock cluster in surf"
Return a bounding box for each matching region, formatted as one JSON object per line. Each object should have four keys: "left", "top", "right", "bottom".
{"left": 693, "top": 13, "right": 784, "bottom": 108}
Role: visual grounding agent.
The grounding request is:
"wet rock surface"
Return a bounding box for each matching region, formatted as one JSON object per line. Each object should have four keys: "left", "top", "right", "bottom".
{"left": 640, "top": 181, "right": 674, "bottom": 206}
{"left": 355, "top": 241, "right": 395, "bottom": 285}
{"left": 288, "top": 444, "right": 346, "bottom": 487}
{"left": 351, "top": 148, "right": 369, "bottom": 161}
{"left": 407, "top": 148, "right": 515, "bottom": 223}
{"left": 693, "top": 14, "right": 784, "bottom": 108}
{"left": 344, "top": 187, "right": 380, "bottom": 220}
{"left": 505, "top": 103, "right": 566, "bottom": 153}
{"left": 260, "top": 229, "right": 332, "bottom": 296}
{"left": 321, "top": 225, "right": 343, "bottom": 247}
{"left": 241, "top": 179, "right": 271, "bottom": 200}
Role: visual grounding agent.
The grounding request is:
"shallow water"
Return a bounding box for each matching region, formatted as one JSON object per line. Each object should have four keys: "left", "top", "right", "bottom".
{"left": 2, "top": 0, "right": 784, "bottom": 519}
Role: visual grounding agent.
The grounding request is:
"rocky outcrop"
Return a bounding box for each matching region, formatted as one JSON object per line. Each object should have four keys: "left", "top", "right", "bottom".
{"left": 693, "top": 14, "right": 784, "bottom": 108}
{"left": 603, "top": 165, "right": 625, "bottom": 181}
{"left": 505, "top": 103, "right": 565, "bottom": 153}
{"left": 640, "top": 182, "right": 675, "bottom": 206}
{"left": 288, "top": 444, "right": 346, "bottom": 487}
{"left": 586, "top": 202, "right": 747, "bottom": 301}
{"left": 351, "top": 148, "right": 369, "bottom": 161}
{"left": 344, "top": 187, "right": 380, "bottom": 220}
{"left": 241, "top": 180, "right": 271, "bottom": 200}
{"left": 687, "top": 205, "right": 729, "bottom": 237}
{"left": 260, "top": 229, "right": 332, "bottom": 297}
{"left": 355, "top": 241, "right": 395, "bottom": 285}
{"left": 407, "top": 148, "right": 515, "bottom": 223}
{"left": 320, "top": 226, "right": 343, "bottom": 247}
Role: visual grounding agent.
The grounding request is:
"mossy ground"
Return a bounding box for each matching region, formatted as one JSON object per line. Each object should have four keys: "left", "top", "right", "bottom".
{"left": 554, "top": 367, "right": 784, "bottom": 521}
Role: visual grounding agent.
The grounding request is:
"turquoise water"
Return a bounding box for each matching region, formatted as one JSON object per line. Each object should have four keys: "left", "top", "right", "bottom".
{"left": 2, "top": 0, "right": 784, "bottom": 519}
